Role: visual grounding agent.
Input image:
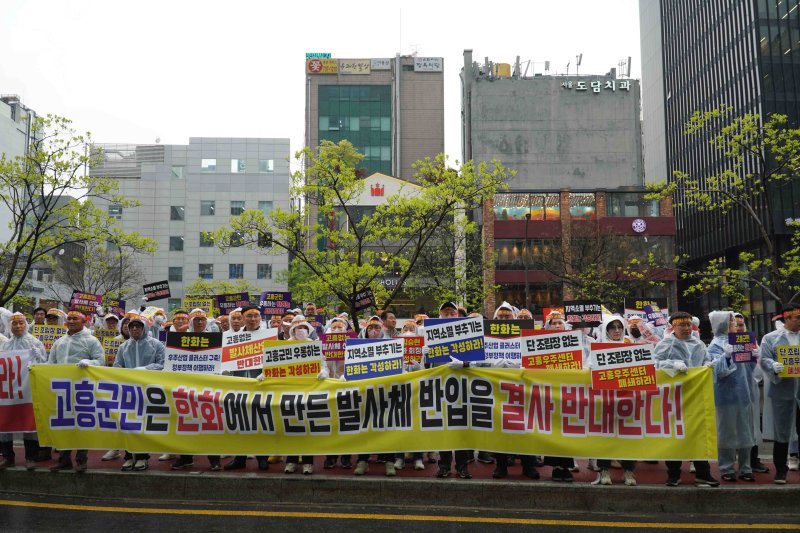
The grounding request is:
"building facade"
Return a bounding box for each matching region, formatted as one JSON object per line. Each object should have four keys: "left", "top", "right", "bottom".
{"left": 461, "top": 50, "right": 674, "bottom": 315}
{"left": 91, "top": 138, "right": 291, "bottom": 311}
{"left": 0, "top": 94, "right": 36, "bottom": 243}
{"left": 640, "top": 0, "right": 800, "bottom": 334}
{"left": 304, "top": 55, "right": 444, "bottom": 181}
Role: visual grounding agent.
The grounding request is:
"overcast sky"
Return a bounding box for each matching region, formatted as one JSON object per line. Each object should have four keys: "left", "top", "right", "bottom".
{"left": 1, "top": 0, "right": 642, "bottom": 164}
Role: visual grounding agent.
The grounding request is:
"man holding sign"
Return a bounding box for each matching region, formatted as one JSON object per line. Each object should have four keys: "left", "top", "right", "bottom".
{"left": 0, "top": 312, "right": 47, "bottom": 470}
{"left": 759, "top": 303, "right": 800, "bottom": 484}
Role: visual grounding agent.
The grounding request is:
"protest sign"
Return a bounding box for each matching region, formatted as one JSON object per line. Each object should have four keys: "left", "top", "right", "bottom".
{"left": 728, "top": 332, "right": 757, "bottom": 363}
{"left": 321, "top": 331, "right": 356, "bottom": 361}
{"left": 101, "top": 296, "right": 126, "bottom": 316}
{"left": 776, "top": 346, "right": 800, "bottom": 377}
{"left": 520, "top": 329, "right": 584, "bottom": 369}
{"left": 305, "top": 314, "right": 325, "bottom": 336}
{"left": 352, "top": 289, "right": 375, "bottom": 312}
{"left": 216, "top": 293, "right": 251, "bottom": 315}
{"left": 0, "top": 350, "right": 34, "bottom": 432}
{"left": 182, "top": 296, "right": 214, "bottom": 315}
{"left": 165, "top": 332, "right": 222, "bottom": 374}
{"left": 259, "top": 291, "right": 292, "bottom": 316}
{"left": 32, "top": 324, "right": 67, "bottom": 353}
{"left": 31, "top": 364, "right": 718, "bottom": 460}
{"left": 344, "top": 338, "right": 404, "bottom": 380}
{"left": 484, "top": 320, "right": 535, "bottom": 363}
{"left": 262, "top": 339, "right": 324, "bottom": 378}
{"left": 70, "top": 291, "right": 102, "bottom": 314}
{"left": 102, "top": 337, "right": 123, "bottom": 367}
{"left": 143, "top": 280, "right": 171, "bottom": 301}
{"left": 624, "top": 298, "right": 669, "bottom": 320}
{"left": 590, "top": 342, "right": 658, "bottom": 391}
{"left": 93, "top": 328, "right": 118, "bottom": 342}
{"left": 140, "top": 306, "right": 162, "bottom": 321}
{"left": 423, "top": 317, "right": 485, "bottom": 365}
{"left": 563, "top": 300, "right": 602, "bottom": 328}
{"left": 403, "top": 336, "right": 425, "bottom": 365}
{"left": 221, "top": 328, "right": 278, "bottom": 373}
{"left": 643, "top": 305, "right": 669, "bottom": 327}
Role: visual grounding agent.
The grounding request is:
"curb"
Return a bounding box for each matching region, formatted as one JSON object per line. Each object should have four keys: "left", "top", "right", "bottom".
{"left": 2, "top": 469, "right": 799, "bottom": 514}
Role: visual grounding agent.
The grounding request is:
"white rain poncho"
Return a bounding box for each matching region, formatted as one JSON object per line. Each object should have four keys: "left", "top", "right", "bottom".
{"left": 708, "top": 310, "right": 756, "bottom": 449}
{"left": 759, "top": 324, "right": 800, "bottom": 442}
{"left": 47, "top": 326, "right": 104, "bottom": 365}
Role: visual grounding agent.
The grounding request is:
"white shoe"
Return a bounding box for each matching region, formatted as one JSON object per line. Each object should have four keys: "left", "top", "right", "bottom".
{"left": 788, "top": 456, "right": 800, "bottom": 471}
{"left": 414, "top": 459, "right": 425, "bottom": 470}
{"left": 121, "top": 459, "right": 134, "bottom": 471}
{"left": 284, "top": 462, "right": 297, "bottom": 474}
{"left": 599, "top": 469, "right": 612, "bottom": 485}
{"left": 159, "top": 453, "right": 177, "bottom": 461}
{"left": 102, "top": 449, "right": 120, "bottom": 461}
{"left": 623, "top": 470, "right": 637, "bottom": 486}
{"left": 354, "top": 461, "right": 369, "bottom": 475}
{"left": 302, "top": 464, "right": 313, "bottom": 475}
{"left": 588, "top": 459, "right": 600, "bottom": 472}
{"left": 385, "top": 461, "right": 396, "bottom": 476}
{"left": 689, "top": 463, "right": 696, "bottom": 473}
{"left": 134, "top": 459, "right": 148, "bottom": 471}
{"left": 394, "top": 458, "right": 404, "bottom": 470}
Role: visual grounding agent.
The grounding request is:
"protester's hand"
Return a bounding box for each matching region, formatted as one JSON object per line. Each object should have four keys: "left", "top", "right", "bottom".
{"left": 76, "top": 359, "right": 92, "bottom": 368}
{"left": 338, "top": 375, "right": 347, "bottom": 382}
{"left": 407, "top": 360, "right": 422, "bottom": 372}
{"left": 723, "top": 345, "right": 734, "bottom": 356}
{"left": 256, "top": 373, "right": 266, "bottom": 381}
{"left": 704, "top": 361, "right": 715, "bottom": 368}
{"left": 421, "top": 346, "right": 430, "bottom": 356}
{"left": 447, "top": 357, "right": 464, "bottom": 369}
{"left": 317, "top": 366, "right": 330, "bottom": 380}
{"left": 134, "top": 366, "right": 148, "bottom": 370}
{"left": 492, "top": 359, "right": 513, "bottom": 368}
{"left": 674, "top": 361, "right": 688, "bottom": 373}
{"left": 95, "top": 306, "right": 104, "bottom": 316}
{"left": 773, "top": 362, "right": 785, "bottom": 374}
{"left": 26, "top": 362, "right": 33, "bottom": 371}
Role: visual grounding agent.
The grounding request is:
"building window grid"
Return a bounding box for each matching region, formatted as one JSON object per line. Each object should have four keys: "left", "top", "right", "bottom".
{"left": 229, "top": 264, "right": 244, "bottom": 279}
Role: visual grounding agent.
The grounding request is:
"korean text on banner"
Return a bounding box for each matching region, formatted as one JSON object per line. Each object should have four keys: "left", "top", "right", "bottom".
{"left": 484, "top": 320, "right": 535, "bottom": 363}
{"left": 101, "top": 296, "right": 125, "bottom": 316}
{"left": 93, "top": 328, "right": 118, "bottom": 342}
{"left": 182, "top": 296, "right": 214, "bottom": 315}
{"left": 0, "top": 350, "right": 34, "bottom": 432}
{"left": 143, "top": 280, "right": 170, "bottom": 301}
{"left": 403, "top": 336, "right": 425, "bottom": 365}
{"left": 423, "top": 317, "right": 485, "bottom": 365}
{"left": 29, "top": 365, "right": 718, "bottom": 460}
{"left": 563, "top": 300, "right": 602, "bottom": 328}
{"left": 345, "top": 338, "right": 404, "bottom": 380}
{"left": 70, "top": 291, "right": 102, "bottom": 314}
{"left": 216, "top": 293, "right": 251, "bottom": 315}
{"left": 140, "top": 307, "right": 161, "bottom": 321}
{"left": 624, "top": 298, "right": 669, "bottom": 320}
{"left": 643, "top": 305, "right": 669, "bottom": 327}
{"left": 165, "top": 332, "right": 222, "bottom": 374}
{"left": 262, "top": 340, "right": 323, "bottom": 378}
{"left": 102, "top": 337, "right": 123, "bottom": 367}
{"left": 728, "top": 332, "right": 757, "bottom": 363}
{"left": 259, "top": 292, "right": 292, "bottom": 316}
{"left": 521, "top": 330, "right": 584, "bottom": 370}
{"left": 32, "top": 324, "right": 67, "bottom": 354}
{"left": 221, "top": 328, "right": 278, "bottom": 373}
{"left": 776, "top": 345, "right": 800, "bottom": 377}
{"left": 321, "top": 331, "right": 356, "bottom": 361}
{"left": 590, "top": 342, "right": 658, "bottom": 391}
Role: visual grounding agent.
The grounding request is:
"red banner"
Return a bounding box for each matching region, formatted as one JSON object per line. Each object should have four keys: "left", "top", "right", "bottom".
{"left": 0, "top": 350, "right": 35, "bottom": 432}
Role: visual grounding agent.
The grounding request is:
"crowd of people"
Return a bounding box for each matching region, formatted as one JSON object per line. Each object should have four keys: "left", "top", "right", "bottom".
{"left": 0, "top": 298, "right": 798, "bottom": 488}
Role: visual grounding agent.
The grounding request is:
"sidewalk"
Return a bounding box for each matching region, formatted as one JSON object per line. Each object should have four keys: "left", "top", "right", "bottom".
{"left": 2, "top": 447, "right": 799, "bottom": 514}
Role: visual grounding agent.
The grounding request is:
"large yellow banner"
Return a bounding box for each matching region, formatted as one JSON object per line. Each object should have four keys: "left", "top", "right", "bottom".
{"left": 29, "top": 365, "right": 717, "bottom": 460}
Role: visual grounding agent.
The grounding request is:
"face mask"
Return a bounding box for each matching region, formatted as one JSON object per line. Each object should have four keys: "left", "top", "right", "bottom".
{"left": 295, "top": 329, "right": 309, "bottom": 340}
{"left": 630, "top": 327, "right": 641, "bottom": 338}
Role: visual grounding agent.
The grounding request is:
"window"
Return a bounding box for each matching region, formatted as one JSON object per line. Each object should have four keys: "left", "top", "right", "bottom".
{"left": 168, "top": 298, "right": 182, "bottom": 312}
{"left": 171, "top": 166, "right": 184, "bottom": 180}
{"left": 606, "top": 193, "right": 660, "bottom": 217}
{"left": 569, "top": 193, "right": 596, "bottom": 221}
{"left": 258, "top": 200, "right": 273, "bottom": 214}
{"left": 168, "top": 267, "right": 183, "bottom": 282}
{"left": 230, "top": 231, "right": 244, "bottom": 247}
{"left": 199, "top": 264, "right": 214, "bottom": 279}
{"left": 492, "top": 194, "right": 560, "bottom": 221}
{"left": 257, "top": 264, "right": 272, "bottom": 279}
{"left": 230, "top": 200, "right": 245, "bottom": 216}
{"left": 199, "top": 232, "right": 215, "bottom": 247}
{"left": 231, "top": 159, "right": 246, "bottom": 173}
{"left": 108, "top": 205, "right": 123, "bottom": 220}
{"left": 259, "top": 159, "right": 274, "bottom": 173}
{"left": 169, "top": 236, "right": 184, "bottom": 251}
{"left": 201, "top": 159, "right": 216, "bottom": 172}
{"left": 229, "top": 264, "right": 244, "bottom": 279}
{"left": 200, "top": 200, "right": 215, "bottom": 216}
{"left": 170, "top": 206, "right": 184, "bottom": 221}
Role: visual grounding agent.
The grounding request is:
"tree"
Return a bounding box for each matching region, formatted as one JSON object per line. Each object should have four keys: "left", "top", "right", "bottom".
{"left": 183, "top": 278, "right": 261, "bottom": 297}
{"left": 48, "top": 240, "right": 154, "bottom": 303}
{"left": 211, "top": 140, "right": 512, "bottom": 322}
{"left": 0, "top": 115, "right": 155, "bottom": 306}
{"left": 536, "top": 223, "right": 672, "bottom": 310}
{"left": 647, "top": 107, "right": 800, "bottom": 310}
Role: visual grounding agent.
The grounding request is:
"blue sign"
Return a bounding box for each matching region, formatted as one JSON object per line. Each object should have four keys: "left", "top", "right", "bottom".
{"left": 344, "top": 338, "right": 404, "bottom": 380}
{"left": 423, "top": 317, "right": 485, "bottom": 365}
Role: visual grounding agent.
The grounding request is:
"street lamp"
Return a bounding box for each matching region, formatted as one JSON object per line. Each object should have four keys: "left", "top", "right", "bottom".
{"left": 523, "top": 212, "right": 531, "bottom": 310}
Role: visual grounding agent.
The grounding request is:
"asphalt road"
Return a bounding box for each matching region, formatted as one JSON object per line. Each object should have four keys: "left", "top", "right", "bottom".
{"left": 0, "top": 493, "right": 798, "bottom": 532}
